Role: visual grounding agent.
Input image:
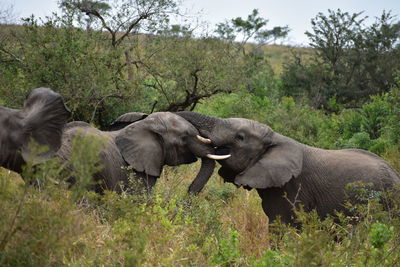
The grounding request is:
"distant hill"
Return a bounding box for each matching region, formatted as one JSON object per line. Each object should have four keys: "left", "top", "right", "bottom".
{"left": 263, "top": 45, "right": 313, "bottom": 74}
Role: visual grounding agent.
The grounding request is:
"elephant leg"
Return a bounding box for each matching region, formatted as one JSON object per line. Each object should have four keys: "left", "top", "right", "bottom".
{"left": 134, "top": 171, "right": 158, "bottom": 193}
{"left": 257, "top": 188, "right": 297, "bottom": 226}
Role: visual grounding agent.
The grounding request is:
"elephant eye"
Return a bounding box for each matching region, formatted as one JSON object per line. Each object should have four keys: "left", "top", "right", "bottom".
{"left": 181, "top": 135, "right": 188, "bottom": 143}
{"left": 235, "top": 133, "right": 245, "bottom": 141}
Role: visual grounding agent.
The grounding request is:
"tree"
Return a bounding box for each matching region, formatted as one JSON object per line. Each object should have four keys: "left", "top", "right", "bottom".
{"left": 0, "top": 0, "right": 187, "bottom": 126}
{"left": 62, "top": 0, "right": 111, "bottom": 31}
{"left": 59, "top": 1, "right": 260, "bottom": 114}
{"left": 0, "top": 0, "right": 259, "bottom": 126}
{"left": 60, "top": 0, "right": 177, "bottom": 48}
{"left": 215, "top": 9, "right": 290, "bottom": 55}
{"left": 0, "top": 14, "right": 119, "bottom": 122}
{"left": 0, "top": 2, "right": 16, "bottom": 24}
{"left": 214, "top": 9, "right": 288, "bottom": 97}
{"left": 136, "top": 29, "right": 243, "bottom": 111}
{"left": 280, "top": 9, "right": 400, "bottom": 110}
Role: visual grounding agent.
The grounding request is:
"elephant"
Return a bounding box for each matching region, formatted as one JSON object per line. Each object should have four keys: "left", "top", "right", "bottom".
{"left": 57, "top": 112, "right": 229, "bottom": 194}
{"left": 176, "top": 111, "right": 400, "bottom": 225}
{"left": 0, "top": 87, "right": 70, "bottom": 173}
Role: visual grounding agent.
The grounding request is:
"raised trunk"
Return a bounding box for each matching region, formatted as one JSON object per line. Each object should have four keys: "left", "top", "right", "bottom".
{"left": 188, "top": 157, "right": 216, "bottom": 194}
{"left": 175, "top": 111, "right": 219, "bottom": 138}
{"left": 175, "top": 112, "right": 223, "bottom": 193}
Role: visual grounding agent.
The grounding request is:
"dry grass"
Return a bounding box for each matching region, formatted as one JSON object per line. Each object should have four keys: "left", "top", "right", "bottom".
{"left": 263, "top": 45, "right": 314, "bottom": 74}
{"left": 220, "top": 189, "right": 270, "bottom": 258}
{"left": 383, "top": 146, "right": 400, "bottom": 172}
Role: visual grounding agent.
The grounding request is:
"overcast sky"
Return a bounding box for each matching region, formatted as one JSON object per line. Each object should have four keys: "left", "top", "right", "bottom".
{"left": 4, "top": 0, "right": 400, "bottom": 46}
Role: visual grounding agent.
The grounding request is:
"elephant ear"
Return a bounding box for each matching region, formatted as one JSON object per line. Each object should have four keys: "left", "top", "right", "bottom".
{"left": 20, "top": 88, "right": 71, "bottom": 163}
{"left": 115, "top": 116, "right": 164, "bottom": 177}
{"left": 234, "top": 133, "right": 303, "bottom": 189}
{"left": 108, "top": 112, "right": 148, "bottom": 131}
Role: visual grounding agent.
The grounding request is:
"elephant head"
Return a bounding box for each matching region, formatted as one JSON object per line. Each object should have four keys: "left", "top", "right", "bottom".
{"left": 113, "top": 112, "right": 230, "bottom": 193}
{"left": 0, "top": 88, "right": 70, "bottom": 173}
{"left": 56, "top": 112, "right": 228, "bottom": 194}
{"left": 177, "top": 111, "right": 400, "bottom": 225}
{"left": 176, "top": 111, "right": 303, "bottom": 189}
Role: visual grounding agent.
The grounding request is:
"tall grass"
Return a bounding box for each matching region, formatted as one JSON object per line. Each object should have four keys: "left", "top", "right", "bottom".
{"left": 1, "top": 158, "right": 400, "bottom": 266}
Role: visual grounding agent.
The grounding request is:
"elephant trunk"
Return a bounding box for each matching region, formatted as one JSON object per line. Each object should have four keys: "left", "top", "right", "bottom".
{"left": 188, "top": 157, "right": 216, "bottom": 194}
{"left": 176, "top": 111, "right": 220, "bottom": 138}
{"left": 176, "top": 111, "right": 223, "bottom": 193}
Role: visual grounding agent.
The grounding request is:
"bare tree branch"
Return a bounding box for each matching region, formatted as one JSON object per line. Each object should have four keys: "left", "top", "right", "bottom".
{"left": 0, "top": 47, "right": 27, "bottom": 66}
{"left": 74, "top": 4, "right": 117, "bottom": 46}
{"left": 165, "top": 88, "right": 228, "bottom": 112}
{"left": 115, "top": 13, "right": 154, "bottom": 47}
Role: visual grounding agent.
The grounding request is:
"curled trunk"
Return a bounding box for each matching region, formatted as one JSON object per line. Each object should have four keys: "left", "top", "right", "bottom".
{"left": 176, "top": 111, "right": 222, "bottom": 193}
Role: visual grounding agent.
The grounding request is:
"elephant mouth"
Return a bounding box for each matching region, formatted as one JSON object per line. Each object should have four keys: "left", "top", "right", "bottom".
{"left": 214, "top": 146, "right": 231, "bottom": 157}
{"left": 196, "top": 135, "right": 231, "bottom": 160}
{"left": 208, "top": 146, "right": 231, "bottom": 161}
{"left": 204, "top": 145, "right": 231, "bottom": 160}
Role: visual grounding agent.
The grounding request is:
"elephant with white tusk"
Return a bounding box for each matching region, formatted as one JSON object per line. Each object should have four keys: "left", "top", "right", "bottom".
{"left": 177, "top": 111, "right": 400, "bottom": 225}
{"left": 59, "top": 112, "right": 229, "bottom": 194}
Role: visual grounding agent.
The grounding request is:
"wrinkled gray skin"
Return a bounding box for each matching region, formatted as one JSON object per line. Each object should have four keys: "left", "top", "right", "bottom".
{"left": 58, "top": 112, "right": 216, "bottom": 193}
{"left": 177, "top": 111, "right": 400, "bottom": 225}
{"left": 110, "top": 112, "right": 217, "bottom": 194}
{"left": 0, "top": 88, "right": 70, "bottom": 173}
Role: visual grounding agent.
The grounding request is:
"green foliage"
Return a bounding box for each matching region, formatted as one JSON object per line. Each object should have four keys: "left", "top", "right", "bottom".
{"left": 252, "top": 250, "right": 290, "bottom": 267}
{"left": 211, "top": 229, "right": 242, "bottom": 266}
{"left": 369, "top": 222, "right": 394, "bottom": 249}
{"left": 137, "top": 34, "right": 245, "bottom": 112}
{"left": 1, "top": 0, "right": 252, "bottom": 126}
{"left": 67, "top": 133, "right": 104, "bottom": 200}
{"left": 281, "top": 9, "right": 400, "bottom": 109}
{"left": 333, "top": 89, "right": 400, "bottom": 154}
{"left": 0, "top": 13, "right": 122, "bottom": 125}
{"left": 199, "top": 76, "right": 400, "bottom": 160}
{"left": 0, "top": 136, "right": 104, "bottom": 266}
{"left": 198, "top": 93, "right": 336, "bottom": 148}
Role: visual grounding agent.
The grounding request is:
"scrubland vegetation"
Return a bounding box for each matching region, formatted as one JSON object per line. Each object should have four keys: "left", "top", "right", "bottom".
{"left": 1, "top": 1, "right": 400, "bottom": 266}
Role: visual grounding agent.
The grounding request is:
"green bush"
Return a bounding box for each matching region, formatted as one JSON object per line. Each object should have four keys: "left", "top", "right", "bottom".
{"left": 369, "top": 222, "right": 394, "bottom": 249}
{"left": 211, "top": 229, "right": 243, "bottom": 266}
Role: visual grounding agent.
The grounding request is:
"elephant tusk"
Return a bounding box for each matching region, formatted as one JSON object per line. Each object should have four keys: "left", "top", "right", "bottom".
{"left": 197, "top": 135, "right": 212, "bottom": 144}
{"left": 206, "top": 154, "right": 231, "bottom": 160}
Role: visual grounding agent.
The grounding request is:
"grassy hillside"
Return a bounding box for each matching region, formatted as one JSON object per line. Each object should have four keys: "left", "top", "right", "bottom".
{"left": 263, "top": 45, "right": 313, "bottom": 74}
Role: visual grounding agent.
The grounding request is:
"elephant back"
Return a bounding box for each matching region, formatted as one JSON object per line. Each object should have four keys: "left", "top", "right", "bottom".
{"left": 108, "top": 112, "right": 148, "bottom": 131}
{"left": 58, "top": 121, "right": 129, "bottom": 193}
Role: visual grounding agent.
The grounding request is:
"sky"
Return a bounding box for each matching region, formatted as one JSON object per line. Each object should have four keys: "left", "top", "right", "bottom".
{"left": 4, "top": 0, "right": 400, "bottom": 46}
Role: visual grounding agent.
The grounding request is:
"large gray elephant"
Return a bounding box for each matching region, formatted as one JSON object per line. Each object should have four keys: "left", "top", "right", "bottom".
{"left": 177, "top": 111, "right": 400, "bottom": 224}
{"left": 58, "top": 112, "right": 228, "bottom": 193}
{"left": 0, "top": 87, "right": 70, "bottom": 173}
